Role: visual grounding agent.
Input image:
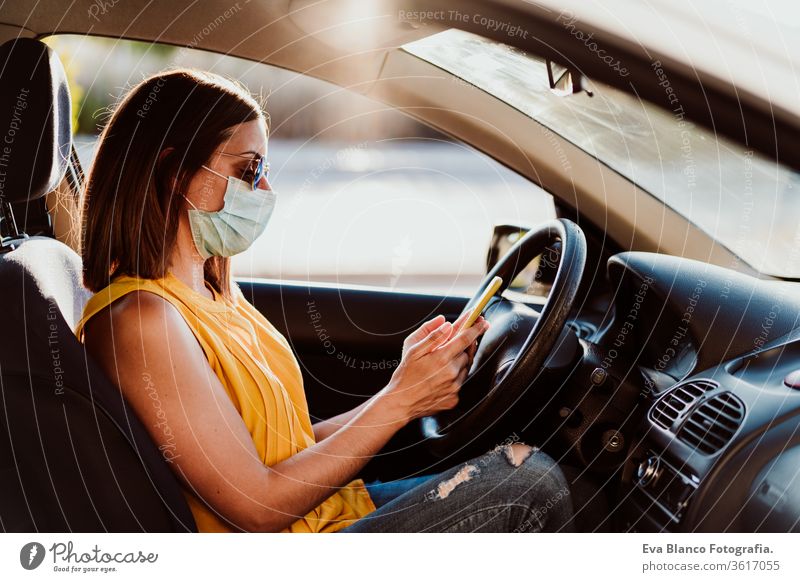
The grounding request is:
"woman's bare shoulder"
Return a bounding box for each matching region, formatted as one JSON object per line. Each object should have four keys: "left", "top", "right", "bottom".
{"left": 84, "top": 289, "right": 190, "bottom": 352}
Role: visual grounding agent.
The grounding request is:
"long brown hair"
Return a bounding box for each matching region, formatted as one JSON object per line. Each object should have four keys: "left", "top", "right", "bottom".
{"left": 80, "top": 68, "right": 264, "bottom": 299}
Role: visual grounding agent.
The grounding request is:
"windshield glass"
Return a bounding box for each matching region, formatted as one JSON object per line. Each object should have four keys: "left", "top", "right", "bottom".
{"left": 404, "top": 29, "right": 800, "bottom": 278}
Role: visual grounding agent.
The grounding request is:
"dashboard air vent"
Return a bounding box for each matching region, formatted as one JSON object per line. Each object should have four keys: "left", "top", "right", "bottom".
{"left": 678, "top": 392, "right": 745, "bottom": 455}
{"left": 649, "top": 380, "right": 716, "bottom": 430}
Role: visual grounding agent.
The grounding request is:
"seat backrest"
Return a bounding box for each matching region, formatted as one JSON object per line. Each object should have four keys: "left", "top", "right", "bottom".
{"left": 0, "top": 38, "right": 196, "bottom": 532}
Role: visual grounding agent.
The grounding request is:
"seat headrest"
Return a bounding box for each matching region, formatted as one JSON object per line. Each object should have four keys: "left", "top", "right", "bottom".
{"left": 0, "top": 38, "right": 72, "bottom": 204}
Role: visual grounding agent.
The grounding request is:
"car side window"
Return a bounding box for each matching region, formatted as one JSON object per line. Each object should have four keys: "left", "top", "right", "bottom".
{"left": 51, "top": 35, "right": 555, "bottom": 295}
{"left": 238, "top": 139, "right": 555, "bottom": 295}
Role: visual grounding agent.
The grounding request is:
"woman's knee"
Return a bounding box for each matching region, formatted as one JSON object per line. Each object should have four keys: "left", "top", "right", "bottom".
{"left": 521, "top": 448, "right": 573, "bottom": 530}
{"left": 422, "top": 443, "right": 574, "bottom": 531}
{"left": 496, "top": 443, "right": 573, "bottom": 522}
{"left": 503, "top": 443, "right": 536, "bottom": 467}
{"left": 496, "top": 443, "right": 565, "bottom": 486}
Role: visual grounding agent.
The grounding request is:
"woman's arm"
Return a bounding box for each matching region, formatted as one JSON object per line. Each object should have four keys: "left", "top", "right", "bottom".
{"left": 312, "top": 313, "right": 477, "bottom": 442}
{"left": 85, "top": 291, "right": 486, "bottom": 532}
{"left": 312, "top": 401, "right": 369, "bottom": 442}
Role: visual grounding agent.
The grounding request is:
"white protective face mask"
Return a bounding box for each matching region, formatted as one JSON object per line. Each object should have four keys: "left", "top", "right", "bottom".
{"left": 183, "top": 168, "right": 276, "bottom": 259}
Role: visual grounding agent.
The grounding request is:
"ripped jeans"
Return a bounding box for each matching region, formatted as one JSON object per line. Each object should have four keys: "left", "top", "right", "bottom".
{"left": 339, "top": 443, "right": 574, "bottom": 533}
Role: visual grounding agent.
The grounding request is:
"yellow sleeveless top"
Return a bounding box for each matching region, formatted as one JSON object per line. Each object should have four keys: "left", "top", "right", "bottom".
{"left": 74, "top": 272, "right": 376, "bottom": 532}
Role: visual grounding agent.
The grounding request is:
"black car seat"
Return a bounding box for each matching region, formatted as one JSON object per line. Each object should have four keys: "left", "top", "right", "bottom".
{"left": 0, "top": 38, "right": 196, "bottom": 532}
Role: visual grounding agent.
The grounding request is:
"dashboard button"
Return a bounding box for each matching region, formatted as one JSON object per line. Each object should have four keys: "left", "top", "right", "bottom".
{"left": 590, "top": 367, "right": 608, "bottom": 386}
{"left": 784, "top": 369, "right": 800, "bottom": 389}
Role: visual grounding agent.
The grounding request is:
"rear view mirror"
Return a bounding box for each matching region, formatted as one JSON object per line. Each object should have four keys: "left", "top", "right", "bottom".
{"left": 486, "top": 224, "right": 561, "bottom": 295}
{"left": 546, "top": 60, "right": 593, "bottom": 97}
{"left": 486, "top": 224, "right": 528, "bottom": 280}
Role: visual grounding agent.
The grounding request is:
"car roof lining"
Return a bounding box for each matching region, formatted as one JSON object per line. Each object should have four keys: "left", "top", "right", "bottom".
{"left": 0, "top": 0, "right": 439, "bottom": 95}
{"left": 3, "top": 1, "right": 796, "bottom": 174}
{"left": 3, "top": 0, "right": 796, "bottom": 117}
{"left": 0, "top": 0, "right": 759, "bottom": 275}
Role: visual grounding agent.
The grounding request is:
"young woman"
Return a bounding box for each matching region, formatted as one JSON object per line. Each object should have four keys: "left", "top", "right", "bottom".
{"left": 76, "top": 69, "right": 574, "bottom": 533}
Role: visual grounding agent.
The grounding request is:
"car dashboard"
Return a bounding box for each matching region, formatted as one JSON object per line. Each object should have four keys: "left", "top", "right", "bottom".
{"left": 585, "top": 252, "right": 800, "bottom": 532}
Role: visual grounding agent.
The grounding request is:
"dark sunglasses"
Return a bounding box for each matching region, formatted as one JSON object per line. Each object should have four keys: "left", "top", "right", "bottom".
{"left": 218, "top": 151, "right": 270, "bottom": 190}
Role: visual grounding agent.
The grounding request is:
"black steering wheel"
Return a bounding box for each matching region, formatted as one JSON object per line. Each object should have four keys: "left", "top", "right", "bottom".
{"left": 422, "top": 218, "right": 587, "bottom": 455}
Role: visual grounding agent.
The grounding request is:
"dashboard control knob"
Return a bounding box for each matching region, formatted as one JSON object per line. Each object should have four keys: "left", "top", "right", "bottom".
{"left": 636, "top": 456, "right": 661, "bottom": 487}
{"left": 590, "top": 367, "right": 608, "bottom": 386}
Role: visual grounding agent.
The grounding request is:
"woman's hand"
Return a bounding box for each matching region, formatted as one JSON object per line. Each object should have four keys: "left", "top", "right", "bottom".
{"left": 401, "top": 311, "right": 482, "bottom": 367}
{"left": 382, "top": 311, "right": 490, "bottom": 422}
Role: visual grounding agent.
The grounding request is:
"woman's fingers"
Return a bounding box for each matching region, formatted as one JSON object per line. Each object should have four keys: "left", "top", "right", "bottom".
{"left": 466, "top": 317, "right": 485, "bottom": 367}
{"left": 455, "top": 363, "right": 469, "bottom": 387}
{"left": 440, "top": 318, "right": 490, "bottom": 359}
{"left": 451, "top": 308, "right": 472, "bottom": 334}
{"left": 407, "top": 320, "right": 452, "bottom": 357}
{"left": 404, "top": 314, "right": 445, "bottom": 347}
{"left": 405, "top": 312, "right": 486, "bottom": 358}
{"left": 465, "top": 338, "right": 477, "bottom": 368}
{"left": 446, "top": 351, "right": 469, "bottom": 378}
{"left": 443, "top": 360, "right": 470, "bottom": 412}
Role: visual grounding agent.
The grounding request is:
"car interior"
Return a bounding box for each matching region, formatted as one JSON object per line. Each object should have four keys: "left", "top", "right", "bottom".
{"left": 2, "top": 0, "right": 800, "bottom": 533}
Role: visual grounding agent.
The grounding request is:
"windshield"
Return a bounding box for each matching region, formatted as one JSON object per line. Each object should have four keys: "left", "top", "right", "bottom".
{"left": 404, "top": 29, "right": 800, "bottom": 278}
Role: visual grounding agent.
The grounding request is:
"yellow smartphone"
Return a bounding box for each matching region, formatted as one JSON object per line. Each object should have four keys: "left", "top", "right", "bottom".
{"left": 463, "top": 276, "right": 503, "bottom": 328}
